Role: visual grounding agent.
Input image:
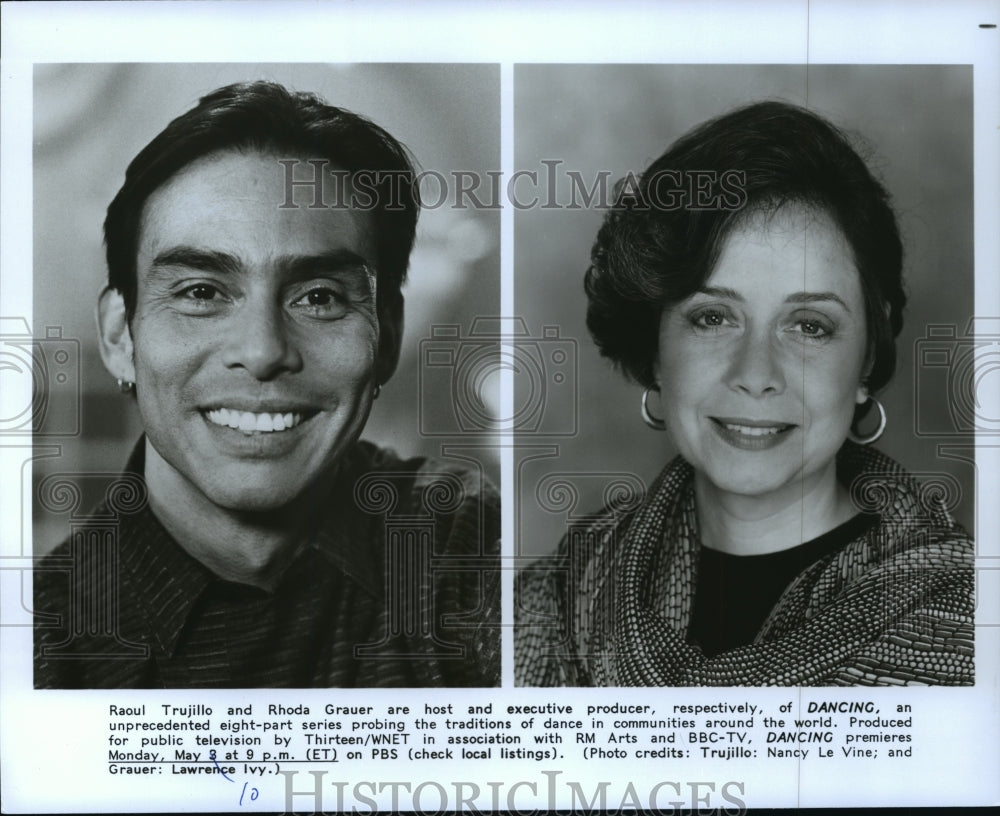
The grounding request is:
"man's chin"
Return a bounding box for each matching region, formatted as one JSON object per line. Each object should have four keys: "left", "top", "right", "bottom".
{"left": 197, "top": 478, "right": 316, "bottom": 517}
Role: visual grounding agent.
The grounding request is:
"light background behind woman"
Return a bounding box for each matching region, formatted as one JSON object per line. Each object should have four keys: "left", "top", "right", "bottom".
{"left": 513, "top": 64, "right": 973, "bottom": 557}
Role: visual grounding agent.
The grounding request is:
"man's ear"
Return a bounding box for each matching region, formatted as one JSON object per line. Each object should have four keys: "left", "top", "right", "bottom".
{"left": 96, "top": 287, "right": 136, "bottom": 384}
{"left": 375, "top": 293, "right": 404, "bottom": 387}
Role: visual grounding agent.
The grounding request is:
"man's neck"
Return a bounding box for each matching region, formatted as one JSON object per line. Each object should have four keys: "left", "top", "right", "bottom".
{"left": 143, "top": 440, "right": 315, "bottom": 590}
{"left": 694, "top": 460, "right": 856, "bottom": 556}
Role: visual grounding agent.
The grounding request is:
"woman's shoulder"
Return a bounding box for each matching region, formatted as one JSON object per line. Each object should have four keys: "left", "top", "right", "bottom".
{"left": 838, "top": 442, "right": 972, "bottom": 545}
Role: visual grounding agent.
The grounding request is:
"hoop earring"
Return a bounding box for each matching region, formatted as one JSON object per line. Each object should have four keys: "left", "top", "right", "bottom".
{"left": 850, "top": 396, "right": 886, "bottom": 445}
{"left": 641, "top": 386, "right": 666, "bottom": 431}
{"left": 116, "top": 377, "right": 134, "bottom": 394}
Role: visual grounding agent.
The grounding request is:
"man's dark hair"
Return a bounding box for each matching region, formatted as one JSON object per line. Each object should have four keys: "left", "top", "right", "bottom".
{"left": 584, "top": 100, "right": 906, "bottom": 425}
{"left": 104, "top": 80, "right": 419, "bottom": 322}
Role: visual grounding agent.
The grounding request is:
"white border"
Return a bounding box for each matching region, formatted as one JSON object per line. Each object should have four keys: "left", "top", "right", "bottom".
{"left": 2, "top": 1, "right": 998, "bottom": 812}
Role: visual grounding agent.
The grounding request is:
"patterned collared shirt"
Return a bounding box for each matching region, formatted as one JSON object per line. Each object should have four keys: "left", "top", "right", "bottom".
{"left": 35, "top": 440, "right": 500, "bottom": 688}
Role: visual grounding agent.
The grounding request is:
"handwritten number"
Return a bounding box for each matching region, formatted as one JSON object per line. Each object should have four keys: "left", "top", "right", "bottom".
{"left": 239, "top": 782, "right": 260, "bottom": 805}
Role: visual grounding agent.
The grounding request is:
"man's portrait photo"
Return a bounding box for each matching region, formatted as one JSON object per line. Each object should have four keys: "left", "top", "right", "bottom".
{"left": 30, "top": 64, "right": 501, "bottom": 688}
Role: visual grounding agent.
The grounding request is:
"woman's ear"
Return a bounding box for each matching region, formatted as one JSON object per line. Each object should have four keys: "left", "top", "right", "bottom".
{"left": 96, "top": 287, "right": 136, "bottom": 383}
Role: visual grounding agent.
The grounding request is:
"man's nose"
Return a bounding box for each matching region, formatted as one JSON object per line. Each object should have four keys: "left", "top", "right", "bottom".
{"left": 221, "top": 299, "right": 303, "bottom": 380}
{"left": 725, "top": 326, "right": 786, "bottom": 397}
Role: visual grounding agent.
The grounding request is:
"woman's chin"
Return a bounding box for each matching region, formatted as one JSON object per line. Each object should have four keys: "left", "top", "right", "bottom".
{"left": 694, "top": 449, "right": 842, "bottom": 507}
{"left": 692, "top": 450, "right": 793, "bottom": 496}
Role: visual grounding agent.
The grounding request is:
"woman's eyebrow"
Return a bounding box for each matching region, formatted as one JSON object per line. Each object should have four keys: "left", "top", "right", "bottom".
{"left": 694, "top": 285, "right": 743, "bottom": 300}
{"left": 693, "top": 286, "right": 851, "bottom": 313}
{"left": 785, "top": 291, "right": 851, "bottom": 311}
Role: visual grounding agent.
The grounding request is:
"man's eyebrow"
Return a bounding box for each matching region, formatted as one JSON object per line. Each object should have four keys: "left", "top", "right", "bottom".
{"left": 279, "top": 249, "right": 373, "bottom": 277}
{"left": 149, "top": 247, "right": 241, "bottom": 276}
{"left": 693, "top": 286, "right": 851, "bottom": 312}
{"left": 147, "top": 247, "right": 373, "bottom": 279}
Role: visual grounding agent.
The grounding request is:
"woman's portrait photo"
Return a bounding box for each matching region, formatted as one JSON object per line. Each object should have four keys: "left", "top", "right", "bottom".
{"left": 514, "top": 65, "right": 975, "bottom": 687}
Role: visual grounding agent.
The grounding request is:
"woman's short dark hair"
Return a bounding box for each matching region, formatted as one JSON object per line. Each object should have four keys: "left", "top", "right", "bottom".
{"left": 584, "top": 101, "right": 906, "bottom": 421}
{"left": 104, "top": 80, "right": 419, "bottom": 322}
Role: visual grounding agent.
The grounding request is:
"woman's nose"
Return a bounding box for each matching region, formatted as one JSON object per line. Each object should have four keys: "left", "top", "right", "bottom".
{"left": 221, "top": 299, "right": 303, "bottom": 380}
{"left": 725, "top": 327, "right": 786, "bottom": 397}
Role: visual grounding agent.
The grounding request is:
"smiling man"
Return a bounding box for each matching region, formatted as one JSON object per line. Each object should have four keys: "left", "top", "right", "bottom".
{"left": 34, "top": 81, "right": 500, "bottom": 688}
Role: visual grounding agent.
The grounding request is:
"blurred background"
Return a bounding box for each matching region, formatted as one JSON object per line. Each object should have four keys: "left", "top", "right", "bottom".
{"left": 514, "top": 64, "right": 975, "bottom": 557}
{"left": 32, "top": 63, "right": 499, "bottom": 554}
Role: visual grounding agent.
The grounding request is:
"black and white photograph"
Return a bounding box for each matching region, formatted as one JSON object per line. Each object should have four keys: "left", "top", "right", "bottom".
{"left": 1, "top": 1, "right": 998, "bottom": 813}
{"left": 28, "top": 63, "right": 501, "bottom": 688}
{"left": 513, "top": 64, "right": 976, "bottom": 688}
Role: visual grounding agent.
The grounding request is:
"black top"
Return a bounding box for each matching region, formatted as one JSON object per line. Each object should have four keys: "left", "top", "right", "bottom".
{"left": 689, "top": 512, "right": 880, "bottom": 657}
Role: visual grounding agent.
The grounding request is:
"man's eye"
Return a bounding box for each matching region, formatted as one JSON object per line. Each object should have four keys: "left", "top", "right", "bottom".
{"left": 292, "top": 286, "right": 350, "bottom": 317}
{"left": 302, "top": 288, "right": 341, "bottom": 306}
{"left": 182, "top": 284, "right": 219, "bottom": 300}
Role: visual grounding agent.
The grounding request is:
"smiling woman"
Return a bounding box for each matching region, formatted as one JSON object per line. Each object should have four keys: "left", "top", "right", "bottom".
{"left": 515, "top": 101, "right": 974, "bottom": 687}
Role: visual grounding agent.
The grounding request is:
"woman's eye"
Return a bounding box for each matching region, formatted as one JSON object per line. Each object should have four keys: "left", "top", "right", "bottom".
{"left": 793, "top": 318, "right": 833, "bottom": 338}
{"left": 691, "top": 309, "right": 730, "bottom": 329}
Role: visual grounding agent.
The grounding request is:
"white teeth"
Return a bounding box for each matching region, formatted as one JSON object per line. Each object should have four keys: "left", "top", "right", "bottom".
{"left": 724, "top": 423, "right": 784, "bottom": 436}
{"left": 206, "top": 408, "right": 304, "bottom": 433}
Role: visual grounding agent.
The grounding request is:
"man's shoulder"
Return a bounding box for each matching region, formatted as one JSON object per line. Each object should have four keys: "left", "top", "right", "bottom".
{"left": 351, "top": 440, "right": 499, "bottom": 509}
{"left": 34, "top": 530, "right": 110, "bottom": 602}
{"left": 348, "top": 441, "right": 498, "bottom": 564}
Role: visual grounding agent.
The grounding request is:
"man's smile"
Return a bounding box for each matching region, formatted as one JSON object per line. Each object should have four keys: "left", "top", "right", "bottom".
{"left": 204, "top": 407, "right": 307, "bottom": 433}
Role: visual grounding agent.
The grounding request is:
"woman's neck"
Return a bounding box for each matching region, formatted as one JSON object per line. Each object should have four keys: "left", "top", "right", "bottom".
{"left": 694, "top": 458, "right": 857, "bottom": 556}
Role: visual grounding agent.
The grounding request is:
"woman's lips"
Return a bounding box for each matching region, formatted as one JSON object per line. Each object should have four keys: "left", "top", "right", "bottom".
{"left": 709, "top": 417, "right": 796, "bottom": 449}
